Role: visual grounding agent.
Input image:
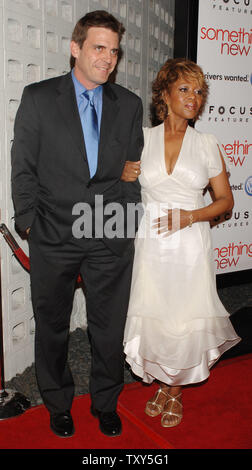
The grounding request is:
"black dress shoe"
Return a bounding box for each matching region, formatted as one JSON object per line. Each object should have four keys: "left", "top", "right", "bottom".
{"left": 91, "top": 406, "right": 122, "bottom": 437}
{"left": 50, "top": 412, "right": 75, "bottom": 438}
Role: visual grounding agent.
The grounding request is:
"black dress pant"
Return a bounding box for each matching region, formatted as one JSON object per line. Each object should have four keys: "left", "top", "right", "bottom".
{"left": 28, "top": 235, "right": 134, "bottom": 415}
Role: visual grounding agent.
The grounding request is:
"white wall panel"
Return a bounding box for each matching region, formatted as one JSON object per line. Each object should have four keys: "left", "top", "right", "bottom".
{"left": 0, "top": 0, "right": 174, "bottom": 380}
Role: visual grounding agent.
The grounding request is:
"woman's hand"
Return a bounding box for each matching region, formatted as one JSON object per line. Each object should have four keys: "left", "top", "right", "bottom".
{"left": 120, "top": 160, "right": 141, "bottom": 182}
{"left": 152, "top": 208, "right": 192, "bottom": 236}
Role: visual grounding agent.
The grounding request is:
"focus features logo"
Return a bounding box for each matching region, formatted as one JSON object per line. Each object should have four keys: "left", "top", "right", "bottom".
{"left": 213, "top": 208, "right": 250, "bottom": 229}
{"left": 200, "top": 26, "right": 252, "bottom": 56}
{"left": 212, "top": 0, "right": 252, "bottom": 14}
{"left": 207, "top": 105, "right": 252, "bottom": 123}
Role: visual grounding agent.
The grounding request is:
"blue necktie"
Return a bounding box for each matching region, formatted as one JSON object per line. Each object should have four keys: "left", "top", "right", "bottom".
{"left": 81, "top": 90, "right": 99, "bottom": 178}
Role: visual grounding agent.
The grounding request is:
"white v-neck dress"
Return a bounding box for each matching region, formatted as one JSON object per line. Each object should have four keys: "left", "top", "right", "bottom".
{"left": 123, "top": 124, "right": 240, "bottom": 386}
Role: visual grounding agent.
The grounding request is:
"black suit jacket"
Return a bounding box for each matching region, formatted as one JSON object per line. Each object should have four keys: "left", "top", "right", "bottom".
{"left": 11, "top": 72, "right": 144, "bottom": 255}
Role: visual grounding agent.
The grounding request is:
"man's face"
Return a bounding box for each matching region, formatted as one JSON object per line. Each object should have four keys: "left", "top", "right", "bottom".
{"left": 71, "top": 27, "right": 119, "bottom": 89}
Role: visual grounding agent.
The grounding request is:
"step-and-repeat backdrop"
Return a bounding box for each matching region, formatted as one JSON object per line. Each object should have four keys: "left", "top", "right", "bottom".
{"left": 196, "top": 0, "right": 252, "bottom": 275}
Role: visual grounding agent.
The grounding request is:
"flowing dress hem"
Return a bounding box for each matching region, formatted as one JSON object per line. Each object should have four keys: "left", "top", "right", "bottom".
{"left": 124, "top": 336, "right": 240, "bottom": 386}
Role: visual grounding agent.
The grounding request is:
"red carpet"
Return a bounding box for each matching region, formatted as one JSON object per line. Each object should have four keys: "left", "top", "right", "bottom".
{"left": 0, "top": 354, "right": 251, "bottom": 450}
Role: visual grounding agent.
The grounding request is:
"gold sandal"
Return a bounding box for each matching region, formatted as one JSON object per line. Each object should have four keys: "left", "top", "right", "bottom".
{"left": 161, "top": 392, "right": 183, "bottom": 428}
{"left": 145, "top": 387, "right": 170, "bottom": 417}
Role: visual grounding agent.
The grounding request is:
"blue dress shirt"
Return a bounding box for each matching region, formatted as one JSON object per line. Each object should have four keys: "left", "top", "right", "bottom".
{"left": 71, "top": 70, "right": 103, "bottom": 176}
{"left": 71, "top": 69, "right": 103, "bottom": 131}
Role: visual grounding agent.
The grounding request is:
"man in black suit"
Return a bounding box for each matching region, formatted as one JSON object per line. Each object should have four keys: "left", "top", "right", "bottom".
{"left": 11, "top": 10, "right": 143, "bottom": 438}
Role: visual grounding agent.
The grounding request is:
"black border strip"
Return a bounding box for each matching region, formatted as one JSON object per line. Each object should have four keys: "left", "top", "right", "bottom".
{"left": 174, "top": 0, "right": 199, "bottom": 61}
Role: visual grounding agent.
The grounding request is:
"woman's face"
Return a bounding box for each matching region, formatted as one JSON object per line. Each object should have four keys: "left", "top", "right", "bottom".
{"left": 164, "top": 76, "right": 203, "bottom": 121}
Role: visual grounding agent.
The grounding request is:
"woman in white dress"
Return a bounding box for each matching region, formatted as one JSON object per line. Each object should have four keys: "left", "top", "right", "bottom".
{"left": 123, "top": 59, "right": 240, "bottom": 428}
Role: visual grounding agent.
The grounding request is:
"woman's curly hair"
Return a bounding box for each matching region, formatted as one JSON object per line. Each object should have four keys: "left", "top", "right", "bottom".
{"left": 152, "top": 58, "right": 209, "bottom": 123}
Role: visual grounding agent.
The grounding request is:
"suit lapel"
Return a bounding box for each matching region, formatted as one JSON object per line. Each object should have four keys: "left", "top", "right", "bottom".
{"left": 56, "top": 75, "right": 120, "bottom": 180}
{"left": 97, "top": 83, "right": 120, "bottom": 171}
{"left": 56, "top": 73, "right": 88, "bottom": 164}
